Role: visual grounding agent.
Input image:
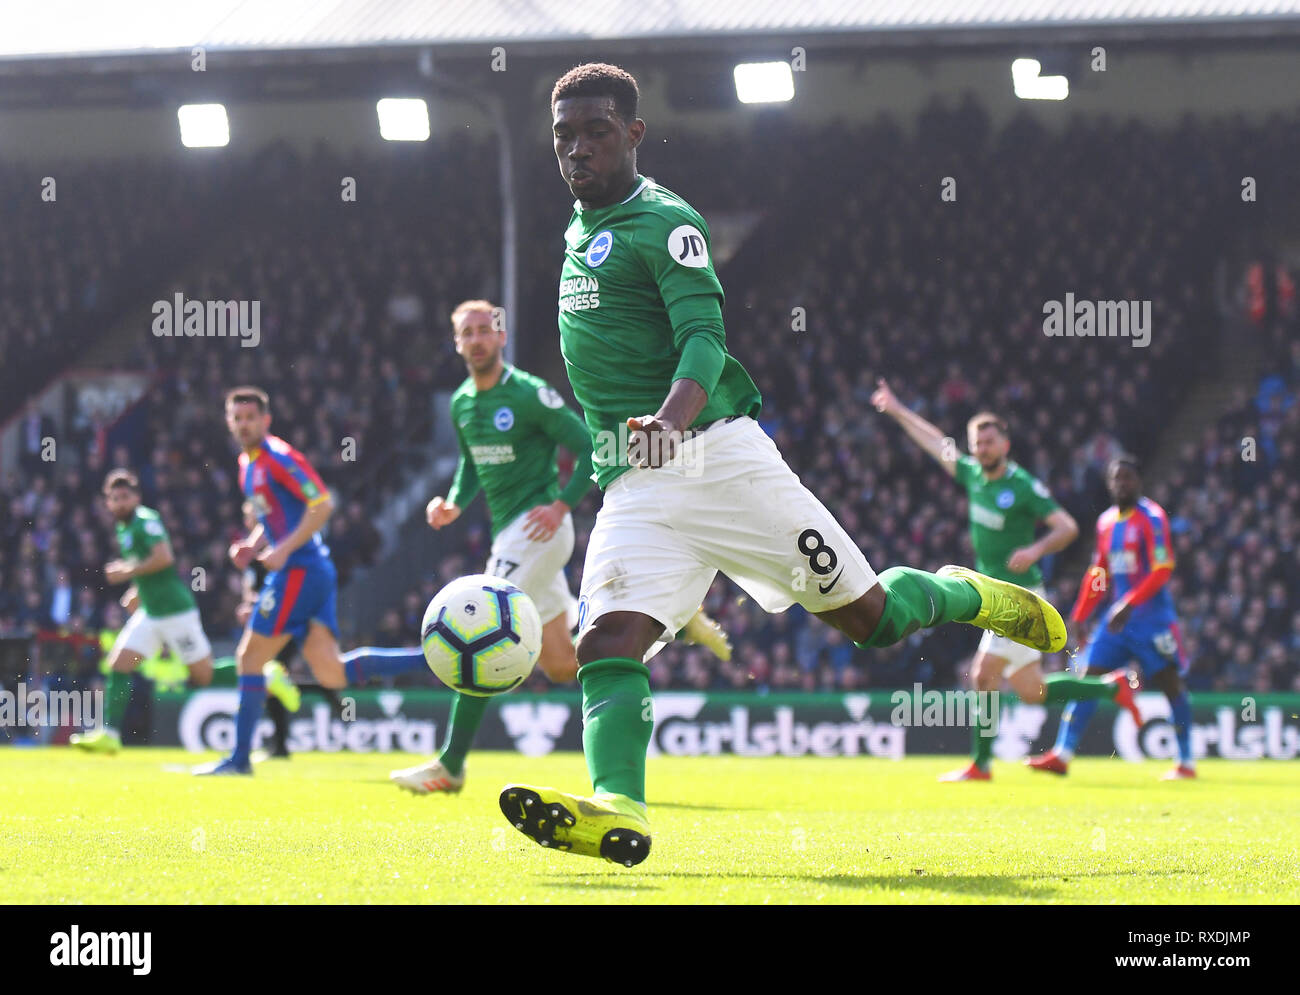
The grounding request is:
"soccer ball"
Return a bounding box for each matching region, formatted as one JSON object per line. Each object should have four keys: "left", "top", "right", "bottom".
{"left": 420, "top": 574, "right": 542, "bottom": 696}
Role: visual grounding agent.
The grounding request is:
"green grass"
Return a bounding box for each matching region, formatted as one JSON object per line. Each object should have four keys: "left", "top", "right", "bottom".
{"left": 2, "top": 750, "right": 1297, "bottom": 904}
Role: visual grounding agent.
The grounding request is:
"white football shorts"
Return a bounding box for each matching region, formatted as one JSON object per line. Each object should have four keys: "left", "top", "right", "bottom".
{"left": 577, "top": 416, "right": 878, "bottom": 657}
{"left": 487, "top": 509, "right": 578, "bottom": 628}
{"left": 114, "top": 607, "right": 212, "bottom": 666}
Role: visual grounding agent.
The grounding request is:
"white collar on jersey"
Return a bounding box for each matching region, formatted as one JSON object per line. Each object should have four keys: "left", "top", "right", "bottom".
{"left": 573, "top": 175, "right": 650, "bottom": 213}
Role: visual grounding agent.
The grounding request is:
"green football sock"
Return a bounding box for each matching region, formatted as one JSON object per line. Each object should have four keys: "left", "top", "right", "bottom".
{"left": 855, "top": 566, "right": 981, "bottom": 649}
{"left": 580, "top": 657, "right": 652, "bottom": 805}
{"left": 1043, "top": 673, "right": 1116, "bottom": 705}
{"left": 971, "top": 700, "right": 995, "bottom": 770}
{"left": 202, "top": 657, "right": 239, "bottom": 689}
{"left": 104, "top": 671, "right": 131, "bottom": 732}
{"left": 438, "top": 693, "right": 489, "bottom": 777}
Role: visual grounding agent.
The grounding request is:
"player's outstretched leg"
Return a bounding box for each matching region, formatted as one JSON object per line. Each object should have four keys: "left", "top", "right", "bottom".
{"left": 342, "top": 646, "right": 427, "bottom": 684}
{"left": 499, "top": 614, "right": 655, "bottom": 867}
{"left": 836, "top": 565, "right": 1065, "bottom": 655}
{"left": 934, "top": 566, "right": 1067, "bottom": 653}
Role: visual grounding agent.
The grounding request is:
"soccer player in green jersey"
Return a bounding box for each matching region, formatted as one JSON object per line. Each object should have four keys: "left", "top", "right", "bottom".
{"left": 497, "top": 63, "right": 1069, "bottom": 866}
{"left": 70, "top": 469, "right": 256, "bottom": 753}
{"left": 871, "top": 381, "right": 1143, "bottom": 781}
{"left": 390, "top": 298, "right": 732, "bottom": 795}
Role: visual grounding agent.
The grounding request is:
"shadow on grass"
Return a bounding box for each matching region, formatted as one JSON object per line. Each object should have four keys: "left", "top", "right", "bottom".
{"left": 651, "top": 801, "right": 765, "bottom": 812}
{"left": 539, "top": 877, "right": 662, "bottom": 891}
{"left": 627, "top": 866, "right": 1200, "bottom": 900}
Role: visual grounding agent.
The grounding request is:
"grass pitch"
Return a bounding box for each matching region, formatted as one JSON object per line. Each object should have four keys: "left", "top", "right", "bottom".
{"left": 2, "top": 749, "right": 1296, "bottom": 904}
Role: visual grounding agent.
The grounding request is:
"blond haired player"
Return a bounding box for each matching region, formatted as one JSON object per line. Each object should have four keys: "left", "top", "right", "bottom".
{"left": 872, "top": 380, "right": 1140, "bottom": 780}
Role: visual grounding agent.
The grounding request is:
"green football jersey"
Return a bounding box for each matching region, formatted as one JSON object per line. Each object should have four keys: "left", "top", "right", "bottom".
{"left": 954, "top": 456, "right": 1061, "bottom": 587}
{"left": 557, "top": 174, "right": 762, "bottom": 488}
{"left": 445, "top": 365, "right": 595, "bottom": 538}
{"left": 114, "top": 506, "right": 195, "bottom": 618}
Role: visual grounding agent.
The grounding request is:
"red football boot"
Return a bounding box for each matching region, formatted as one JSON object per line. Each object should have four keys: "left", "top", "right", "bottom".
{"left": 1103, "top": 668, "right": 1144, "bottom": 726}
{"left": 938, "top": 762, "right": 992, "bottom": 782}
{"left": 1024, "top": 751, "right": 1069, "bottom": 775}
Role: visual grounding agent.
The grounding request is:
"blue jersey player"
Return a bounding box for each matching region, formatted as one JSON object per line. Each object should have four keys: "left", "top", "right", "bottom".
{"left": 1028, "top": 455, "right": 1195, "bottom": 780}
{"left": 193, "top": 386, "right": 427, "bottom": 775}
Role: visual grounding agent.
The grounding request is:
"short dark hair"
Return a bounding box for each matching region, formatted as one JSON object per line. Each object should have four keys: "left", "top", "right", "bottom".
{"left": 1110, "top": 454, "right": 1141, "bottom": 476}
{"left": 551, "top": 63, "right": 639, "bottom": 124}
{"left": 103, "top": 468, "right": 139, "bottom": 493}
{"left": 225, "top": 386, "right": 270, "bottom": 412}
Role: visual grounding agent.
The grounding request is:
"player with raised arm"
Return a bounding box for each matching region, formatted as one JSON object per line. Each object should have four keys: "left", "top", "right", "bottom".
{"left": 1028, "top": 456, "right": 1194, "bottom": 780}
{"left": 193, "top": 388, "right": 428, "bottom": 775}
{"left": 70, "top": 469, "right": 252, "bottom": 752}
{"left": 390, "top": 299, "right": 732, "bottom": 795}
{"left": 497, "top": 64, "right": 1070, "bottom": 866}
{"left": 871, "top": 381, "right": 1141, "bottom": 781}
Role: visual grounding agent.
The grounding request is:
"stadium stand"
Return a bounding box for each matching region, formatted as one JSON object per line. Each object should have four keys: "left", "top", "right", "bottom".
{"left": 3, "top": 109, "right": 1296, "bottom": 696}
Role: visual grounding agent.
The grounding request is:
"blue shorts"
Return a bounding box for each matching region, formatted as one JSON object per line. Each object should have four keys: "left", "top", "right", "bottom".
{"left": 250, "top": 558, "right": 338, "bottom": 643}
{"left": 1078, "top": 618, "right": 1186, "bottom": 677}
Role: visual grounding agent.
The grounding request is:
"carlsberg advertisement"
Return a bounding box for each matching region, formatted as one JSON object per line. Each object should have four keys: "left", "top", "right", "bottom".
{"left": 151, "top": 689, "right": 1300, "bottom": 761}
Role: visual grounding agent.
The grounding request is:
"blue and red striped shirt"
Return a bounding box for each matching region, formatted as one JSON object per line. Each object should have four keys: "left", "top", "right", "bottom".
{"left": 1091, "top": 497, "right": 1176, "bottom": 626}
{"left": 239, "top": 434, "right": 331, "bottom": 568}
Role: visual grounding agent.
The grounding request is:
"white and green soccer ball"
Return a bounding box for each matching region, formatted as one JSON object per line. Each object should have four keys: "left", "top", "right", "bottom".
{"left": 420, "top": 574, "right": 542, "bottom": 696}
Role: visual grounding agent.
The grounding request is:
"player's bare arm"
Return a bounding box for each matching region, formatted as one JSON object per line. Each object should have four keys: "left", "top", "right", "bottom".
{"left": 229, "top": 522, "right": 265, "bottom": 570}
{"left": 426, "top": 496, "right": 462, "bottom": 529}
{"left": 627, "top": 377, "right": 708, "bottom": 469}
{"left": 871, "top": 377, "right": 956, "bottom": 475}
{"left": 260, "top": 495, "right": 332, "bottom": 572}
{"left": 106, "top": 538, "right": 175, "bottom": 584}
{"left": 1007, "top": 508, "right": 1079, "bottom": 573}
{"left": 521, "top": 499, "right": 570, "bottom": 542}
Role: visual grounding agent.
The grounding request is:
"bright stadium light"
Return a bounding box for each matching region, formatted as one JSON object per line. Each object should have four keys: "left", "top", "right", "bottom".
{"left": 377, "top": 98, "right": 430, "bottom": 141}
{"left": 733, "top": 62, "right": 794, "bottom": 104}
{"left": 177, "top": 103, "right": 230, "bottom": 148}
{"left": 1012, "top": 59, "right": 1069, "bottom": 101}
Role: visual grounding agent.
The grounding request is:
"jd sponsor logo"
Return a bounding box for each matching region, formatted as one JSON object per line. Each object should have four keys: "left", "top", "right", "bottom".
{"left": 647, "top": 694, "right": 904, "bottom": 758}
{"left": 50, "top": 926, "right": 151, "bottom": 975}
{"left": 178, "top": 691, "right": 436, "bottom": 754}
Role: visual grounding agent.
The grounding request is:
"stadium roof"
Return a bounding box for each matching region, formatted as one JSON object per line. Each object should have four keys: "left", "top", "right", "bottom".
{"left": 5, "top": 0, "right": 1300, "bottom": 60}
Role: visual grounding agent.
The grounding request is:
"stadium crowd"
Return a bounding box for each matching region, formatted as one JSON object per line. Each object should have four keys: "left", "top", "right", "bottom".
{"left": 0, "top": 143, "right": 497, "bottom": 671}
{"left": 3, "top": 108, "right": 1297, "bottom": 697}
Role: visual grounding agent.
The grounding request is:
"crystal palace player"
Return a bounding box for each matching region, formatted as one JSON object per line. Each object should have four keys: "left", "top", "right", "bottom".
{"left": 870, "top": 384, "right": 1142, "bottom": 781}
{"left": 497, "top": 63, "right": 1070, "bottom": 866}
{"left": 1029, "top": 456, "right": 1195, "bottom": 780}
{"left": 193, "top": 387, "right": 427, "bottom": 775}
{"left": 390, "top": 299, "right": 732, "bottom": 795}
